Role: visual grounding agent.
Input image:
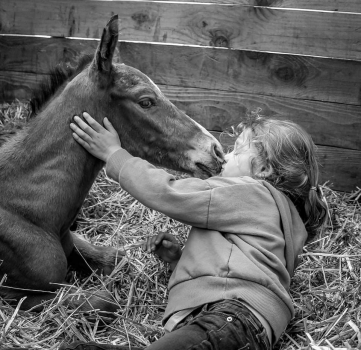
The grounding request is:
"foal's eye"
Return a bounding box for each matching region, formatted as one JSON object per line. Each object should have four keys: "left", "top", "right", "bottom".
{"left": 139, "top": 99, "right": 153, "bottom": 109}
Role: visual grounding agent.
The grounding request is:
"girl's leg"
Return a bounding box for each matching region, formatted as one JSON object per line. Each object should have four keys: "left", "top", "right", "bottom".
{"left": 147, "top": 299, "right": 270, "bottom": 350}
{"left": 59, "top": 299, "right": 270, "bottom": 350}
{"left": 59, "top": 342, "right": 143, "bottom": 350}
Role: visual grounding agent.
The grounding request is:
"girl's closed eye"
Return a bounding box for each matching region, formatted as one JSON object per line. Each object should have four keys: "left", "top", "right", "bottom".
{"left": 221, "top": 133, "right": 258, "bottom": 178}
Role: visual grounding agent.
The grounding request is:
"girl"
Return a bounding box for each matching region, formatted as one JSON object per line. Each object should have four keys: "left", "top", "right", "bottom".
{"left": 63, "top": 111, "right": 327, "bottom": 350}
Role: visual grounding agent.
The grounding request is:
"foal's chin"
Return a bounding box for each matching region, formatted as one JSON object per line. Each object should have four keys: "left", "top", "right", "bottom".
{"left": 190, "top": 163, "right": 222, "bottom": 179}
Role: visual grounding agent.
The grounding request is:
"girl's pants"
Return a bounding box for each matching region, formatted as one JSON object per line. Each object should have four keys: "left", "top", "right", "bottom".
{"left": 61, "top": 299, "right": 271, "bottom": 350}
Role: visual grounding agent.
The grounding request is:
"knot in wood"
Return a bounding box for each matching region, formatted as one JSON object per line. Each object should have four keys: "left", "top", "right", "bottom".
{"left": 255, "top": 0, "right": 280, "bottom": 5}
{"left": 209, "top": 29, "right": 230, "bottom": 48}
{"left": 213, "top": 36, "right": 229, "bottom": 47}
{"left": 245, "top": 51, "right": 270, "bottom": 62}
{"left": 275, "top": 66, "right": 295, "bottom": 82}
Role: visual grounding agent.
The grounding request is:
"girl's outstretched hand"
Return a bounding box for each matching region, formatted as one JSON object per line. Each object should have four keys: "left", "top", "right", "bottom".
{"left": 70, "top": 112, "right": 122, "bottom": 162}
{"left": 142, "top": 232, "right": 182, "bottom": 271}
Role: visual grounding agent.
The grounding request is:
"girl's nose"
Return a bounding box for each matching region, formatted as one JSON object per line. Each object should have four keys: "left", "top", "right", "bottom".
{"left": 224, "top": 151, "right": 233, "bottom": 161}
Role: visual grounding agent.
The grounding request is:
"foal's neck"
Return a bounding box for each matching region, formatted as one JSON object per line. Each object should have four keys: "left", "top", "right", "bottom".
{"left": 0, "top": 78, "right": 111, "bottom": 234}
{"left": 31, "top": 95, "right": 105, "bottom": 182}
{"left": 10, "top": 94, "right": 106, "bottom": 230}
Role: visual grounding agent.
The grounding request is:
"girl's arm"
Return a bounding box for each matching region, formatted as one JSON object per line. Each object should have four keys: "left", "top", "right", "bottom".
{"left": 70, "top": 112, "right": 212, "bottom": 228}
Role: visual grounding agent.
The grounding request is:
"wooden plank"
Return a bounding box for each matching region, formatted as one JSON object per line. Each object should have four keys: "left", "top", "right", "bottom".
{"left": 211, "top": 131, "right": 361, "bottom": 192}
{"left": 2, "top": 36, "right": 361, "bottom": 106}
{"left": 316, "top": 147, "right": 361, "bottom": 192}
{"left": 129, "top": 0, "right": 361, "bottom": 12}
{"left": 114, "top": 42, "right": 361, "bottom": 106}
{"left": 1, "top": 71, "right": 361, "bottom": 152}
{"left": 0, "top": 71, "right": 46, "bottom": 102}
{"left": 164, "top": 86, "right": 361, "bottom": 151}
{"left": 0, "top": 36, "right": 98, "bottom": 74}
{"left": 1, "top": 1, "right": 361, "bottom": 60}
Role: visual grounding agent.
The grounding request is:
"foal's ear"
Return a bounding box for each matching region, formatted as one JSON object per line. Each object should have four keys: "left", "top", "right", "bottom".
{"left": 92, "top": 15, "right": 119, "bottom": 73}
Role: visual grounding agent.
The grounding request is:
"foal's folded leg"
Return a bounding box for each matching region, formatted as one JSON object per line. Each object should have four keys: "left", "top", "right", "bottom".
{"left": 0, "top": 213, "right": 68, "bottom": 308}
{"left": 0, "top": 216, "right": 119, "bottom": 318}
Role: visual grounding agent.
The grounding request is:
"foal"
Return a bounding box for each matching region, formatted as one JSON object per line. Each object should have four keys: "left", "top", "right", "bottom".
{"left": 0, "top": 15, "right": 224, "bottom": 313}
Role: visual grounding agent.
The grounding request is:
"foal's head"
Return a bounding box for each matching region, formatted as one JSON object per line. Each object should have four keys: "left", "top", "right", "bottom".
{"left": 70, "top": 15, "right": 225, "bottom": 178}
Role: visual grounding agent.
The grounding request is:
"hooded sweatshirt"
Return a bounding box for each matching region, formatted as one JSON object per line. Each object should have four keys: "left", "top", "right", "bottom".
{"left": 105, "top": 149, "right": 308, "bottom": 341}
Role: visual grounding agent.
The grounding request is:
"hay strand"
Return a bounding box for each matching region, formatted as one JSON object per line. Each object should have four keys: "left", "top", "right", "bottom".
{"left": 0, "top": 101, "right": 360, "bottom": 349}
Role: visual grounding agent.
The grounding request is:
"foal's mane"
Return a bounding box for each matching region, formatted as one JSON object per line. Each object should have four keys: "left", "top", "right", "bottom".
{"left": 0, "top": 56, "right": 93, "bottom": 148}
{"left": 29, "top": 55, "right": 93, "bottom": 118}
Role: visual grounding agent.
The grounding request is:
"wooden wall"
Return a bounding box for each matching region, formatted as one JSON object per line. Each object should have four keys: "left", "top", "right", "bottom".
{"left": 0, "top": 0, "right": 360, "bottom": 191}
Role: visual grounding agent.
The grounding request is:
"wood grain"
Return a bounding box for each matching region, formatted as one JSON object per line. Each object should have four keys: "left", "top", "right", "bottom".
{"left": 210, "top": 131, "right": 361, "bottom": 192}
{"left": 125, "top": 0, "right": 361, "bottom": 12}
{"left": 164, "top": 86, "right": 361, "bottom": 151}
{"left": 1, "top": 70, "right": 361, "bottom": 151}
{"left": 111, "top": 42, "right": 361, "bottom": 106}
{"left": 2, "top": 36, "right": 361, "bottom": 106}
{"left": 1, "top": 1, "right": 361, "bottom": 60}
{"left": 0, "top": 36, "right": 98, "bottom": 74}
{"left": 0, "top": 71, "right": 45, "bottom": 102}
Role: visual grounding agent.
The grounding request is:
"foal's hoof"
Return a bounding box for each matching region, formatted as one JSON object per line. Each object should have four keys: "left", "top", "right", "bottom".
{"left": 70, "top": 289, "right": 119, "bottom": 323}
{"left": 60, "top": 341, "right": 132, "bottom": 350}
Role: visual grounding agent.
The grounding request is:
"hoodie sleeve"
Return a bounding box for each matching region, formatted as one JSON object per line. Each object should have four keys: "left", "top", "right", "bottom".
{"left": 105, "top": 148, "right": 212, "bottom": 227}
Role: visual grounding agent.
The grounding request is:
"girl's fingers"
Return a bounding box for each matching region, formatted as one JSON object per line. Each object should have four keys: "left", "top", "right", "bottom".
{"left": 141, "top": 234, "right": 178, "bottom": 254}
{"left": 154, "top": 234, "right": 164, "bottom": 246}
{"left": 143, "top": 237, "right": 152, "bottom": 252}
{"left": 73, "top": 116, "right": 97, "bottom": 138}
{"left": 103, "top": 117, "right": 118, "bottom": 135}
{"left": 70, "top": 123, "right": 93, "bottom": 144}
{"left": 141, "top": 242, "right": 147, "bottom": 251}
{"left": 162, "top": 240, "right": 172, "bottom": 248}
{"left": 163, "top": 240, "right": 179, "bottom": 252}
{"left": 73, "top": 114, "right": 103, "bottom": 137}
{"left": 149, "top": 237, "right": 157, "bottom": 252}
{"left": 82, "top": 112, "right": 104, "bottom": 133}
{"left": 72, "top": 132, "right": 90, "bottom": 149}
{"left": 158, "top": 232, "right": 177, "bottom": 244}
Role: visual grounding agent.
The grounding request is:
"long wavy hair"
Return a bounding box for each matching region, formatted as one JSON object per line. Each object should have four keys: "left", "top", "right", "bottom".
{"left": 228, "top": 110, "right": 327, "bottom": 240}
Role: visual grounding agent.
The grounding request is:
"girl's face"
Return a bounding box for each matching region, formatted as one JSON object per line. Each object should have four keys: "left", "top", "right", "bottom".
{"left": 221, "top": 130, "right": 258, "bottom": 177}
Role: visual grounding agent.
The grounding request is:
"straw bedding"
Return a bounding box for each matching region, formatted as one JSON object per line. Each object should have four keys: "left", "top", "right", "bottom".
{"left": 0, "top": 101, "right": 360, "bottom": 350}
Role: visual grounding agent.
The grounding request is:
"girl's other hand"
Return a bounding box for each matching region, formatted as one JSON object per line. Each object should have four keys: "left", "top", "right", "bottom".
{"left": 70, "top": 112, "right": 122, "bottom": 162}
{"left": 142, "top": 232, "right": 182, "bottom": 270}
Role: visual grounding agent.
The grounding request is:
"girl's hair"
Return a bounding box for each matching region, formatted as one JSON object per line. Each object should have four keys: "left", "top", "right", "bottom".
{"left": 230, "top": 110, "right": 327, "bottom": 240}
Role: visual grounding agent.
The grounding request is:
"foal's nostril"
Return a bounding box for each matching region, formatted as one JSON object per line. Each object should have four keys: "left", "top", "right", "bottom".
{"left": 211, "top": 142, "right": 225, "bottom": 163}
